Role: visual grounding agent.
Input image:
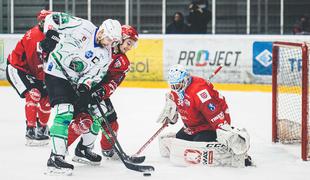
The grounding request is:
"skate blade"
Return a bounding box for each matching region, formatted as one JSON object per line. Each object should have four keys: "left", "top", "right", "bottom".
{"left": 25, "top": 138, "right": 49, "bottom": 147}
{"left": 72, "top": 156, "right": 101, "bottom": 166}
{"left": 103, "top": 156, "right": 120, "bottom": 161}
{"left": 44, "top": 167, "right": 72, "bottom": 176}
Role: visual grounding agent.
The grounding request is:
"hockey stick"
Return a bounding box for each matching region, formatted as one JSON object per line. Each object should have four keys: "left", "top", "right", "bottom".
{"left": 52, "top": 56, "right": 152, "bottom": 172}
{"left": 132, "top": 65, "right": 224, "bottom": 156}
{"left": 94, "top": 97, "right": 155, "bottom": 172}
{"left": 208, "top": 65, "right": 223, "bottom": 80}
{"left": 133, "top": 120, "right": 169, "bottom": 156}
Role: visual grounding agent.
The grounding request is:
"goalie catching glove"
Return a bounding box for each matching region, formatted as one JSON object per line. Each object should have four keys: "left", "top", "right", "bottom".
{"left": 216, "top": 124, "right": 250, "bottom": 155}
{"left": 157, "top": 92, "right": 178, "bottom": 125}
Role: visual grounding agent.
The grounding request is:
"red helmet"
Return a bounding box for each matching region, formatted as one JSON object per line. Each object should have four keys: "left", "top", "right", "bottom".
{"left": 37, "top": 9, "right": 53, "bottom": 22}
{"left": 121, "top": 25, "right": 138, "bottom": 41}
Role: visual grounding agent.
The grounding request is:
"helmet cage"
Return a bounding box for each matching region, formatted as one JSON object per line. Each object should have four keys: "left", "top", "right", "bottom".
{"left": 168, "top": 66, "right": 191, "bottom": 93}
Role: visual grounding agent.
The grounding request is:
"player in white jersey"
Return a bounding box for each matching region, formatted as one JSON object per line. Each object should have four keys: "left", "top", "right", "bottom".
{"left": 39, "top": 14, "right": 122, "bottom": 175}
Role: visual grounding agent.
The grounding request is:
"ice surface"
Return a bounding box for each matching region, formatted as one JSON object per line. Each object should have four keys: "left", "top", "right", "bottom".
{"left": 0, "top": 87, "right": 309, "bottom": 180}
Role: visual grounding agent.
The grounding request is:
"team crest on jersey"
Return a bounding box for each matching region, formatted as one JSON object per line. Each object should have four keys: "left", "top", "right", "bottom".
{"left": 197, "top": 89, "right": 211, "bottom": 103}
{"left": 208, "top": 103, "right": 216, "bottom": 111}
{"left": 85, "top": 50, "right": 93, "bottom": 59}
{"left": 113, "top": 59, "right": 122, "bottom": 68}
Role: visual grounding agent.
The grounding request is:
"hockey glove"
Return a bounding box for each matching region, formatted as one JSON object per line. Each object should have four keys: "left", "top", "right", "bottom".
{"left": 90, "top": 86, "right": 106, "bottom": 100}
{"left": 157, "top": 92, "right": 178, "bottom": 125}
{"left": 40, "top": 30, "right": 60, "bottom": 53}
{"left": 76, "top": 84, "right": 93, "bottom": 109}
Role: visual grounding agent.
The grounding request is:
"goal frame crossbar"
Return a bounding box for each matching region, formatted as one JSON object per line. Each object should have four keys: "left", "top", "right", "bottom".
{"left": 272, "top": 41, "right": 309, "bottom": 161}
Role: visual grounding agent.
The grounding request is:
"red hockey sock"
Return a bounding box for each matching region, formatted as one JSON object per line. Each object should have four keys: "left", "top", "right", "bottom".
{"left": 38, "top": 96, "right": 51, "bottom": 126}
{"left": 100, "top": 120, "right": 119, "bottom": 150}
{"left": 67, "top": 122, "right": 81, "bottom": 147}
{"left": 67, "top": 113, "right": 93, "bottom": 146}
{"left": 25, "top": 90, "right": 39, "bottom": 127}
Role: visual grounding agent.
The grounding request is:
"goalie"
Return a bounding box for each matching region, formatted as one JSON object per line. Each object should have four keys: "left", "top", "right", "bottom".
{"left": 157, "top": 64, "right": 253, "bottom": 167}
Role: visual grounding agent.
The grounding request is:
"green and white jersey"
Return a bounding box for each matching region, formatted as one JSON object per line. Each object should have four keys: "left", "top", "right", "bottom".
{"left": 43, "top": 12, "right": 83, "bottom": 36}
{"left": 44, "top": 16, "right": 112, "bottom": 88}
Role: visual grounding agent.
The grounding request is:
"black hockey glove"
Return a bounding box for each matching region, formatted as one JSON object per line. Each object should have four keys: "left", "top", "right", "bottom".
{"left": 76, "top": 84, "right": 93, "bottom": 109}
{"left": 40, "top": 30, "right": 60, "bottom": 53}
{"left": 90, "top": 86, "right": 106, "bottom": 100}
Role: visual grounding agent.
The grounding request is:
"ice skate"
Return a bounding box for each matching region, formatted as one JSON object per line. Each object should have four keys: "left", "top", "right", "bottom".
{"left": 72, "top": 139, "right": 102, "bottom": 166}
{"left": 25, "top": 126, "right": 50, "bottom": 146}
{"left": 45, "top": 152, "right": 74, "bottom": 176}
{"left": 102, "top": 149, "right": 119, "bottom": 160}
{"left": 36, "top": 124, "right": 50, "bottom": 145}
{"left": 245, "top": 155, "right": 255, "bottom": 167}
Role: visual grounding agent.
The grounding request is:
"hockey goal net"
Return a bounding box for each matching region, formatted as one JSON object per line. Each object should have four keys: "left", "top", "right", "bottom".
{"left": 272, "top": 41, "right": 309, "bottom": 161}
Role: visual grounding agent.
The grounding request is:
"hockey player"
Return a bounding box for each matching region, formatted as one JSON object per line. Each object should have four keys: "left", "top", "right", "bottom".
{"left": 157, "top": 64, "right": 252, "bottom": 167}
{"left": 6, "top": 9, "right": 53, "bottom": 146}
{"left": 40, "top": 15, "right": 122, "bottom": 175}
{"left": 66, "top": 25, "right": 139, "bottom": 164}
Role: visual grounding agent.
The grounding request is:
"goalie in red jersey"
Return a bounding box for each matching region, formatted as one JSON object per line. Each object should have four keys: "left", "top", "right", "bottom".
{"left": 6, "top": 10, "right": 52, "bottom": 146}
{"left": 157, "top": 64, "right": 253, "bottom": 167}
{"left": 66, "top": 25, "right": 138, "bottom": 165}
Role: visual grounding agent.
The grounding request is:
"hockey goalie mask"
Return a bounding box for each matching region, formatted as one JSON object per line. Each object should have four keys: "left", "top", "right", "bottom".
{"left": 97, "top": 19, "right": 122, "bottom": 47}
{"left": 167, "top": 64, "right": 192, "bottom": 93}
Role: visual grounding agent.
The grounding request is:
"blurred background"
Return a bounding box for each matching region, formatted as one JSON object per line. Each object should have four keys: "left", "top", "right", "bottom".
{"left": 0, "top": 0, "right": 310, "bottom": 35}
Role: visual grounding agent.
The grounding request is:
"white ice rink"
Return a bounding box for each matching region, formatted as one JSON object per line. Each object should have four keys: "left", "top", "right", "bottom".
{"left": 0, "top": 86, "right": 310, "bottom": 180}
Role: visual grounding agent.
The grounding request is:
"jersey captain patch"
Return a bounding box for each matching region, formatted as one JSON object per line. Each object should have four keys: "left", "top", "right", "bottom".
{"left": 197, "top": 89, "right": 211, "bottom": 103}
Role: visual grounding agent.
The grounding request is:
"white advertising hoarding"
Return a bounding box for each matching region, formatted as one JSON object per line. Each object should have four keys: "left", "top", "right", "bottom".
{"left": 0, "top": 34, "right": 22, "bottom": 80}
{"left": 163, "top": 35, "right": 310, "bottom": 84}
{"left": 1, "top": 34, "right": 310, "bottom": 85}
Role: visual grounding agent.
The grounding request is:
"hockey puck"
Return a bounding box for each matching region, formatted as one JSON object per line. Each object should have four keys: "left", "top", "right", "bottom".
{"left": 143, "top": 172, "right": 151, "bottom": 177}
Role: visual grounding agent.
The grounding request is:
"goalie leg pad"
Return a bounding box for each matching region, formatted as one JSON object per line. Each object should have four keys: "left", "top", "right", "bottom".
{"left": 169, "top": 138, "right": 247, "bottom": 168}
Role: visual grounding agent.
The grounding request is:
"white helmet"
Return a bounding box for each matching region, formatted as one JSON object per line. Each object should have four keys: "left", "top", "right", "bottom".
{"left": 167, "top": 64, "right": 191, "bottom": 92}
{"left": 98, "top": 19, "right": 122, "bottom": 46}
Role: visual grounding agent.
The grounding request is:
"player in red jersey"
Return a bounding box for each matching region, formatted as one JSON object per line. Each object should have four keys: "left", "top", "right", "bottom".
{"left": 6, "top": 10, "right": 52, "bottom": 146}
{"left": 66, "top": 25, "right": 138, "bottom": 164}
{"left": 157, "top": 64, "right": 253, "bottom": 167}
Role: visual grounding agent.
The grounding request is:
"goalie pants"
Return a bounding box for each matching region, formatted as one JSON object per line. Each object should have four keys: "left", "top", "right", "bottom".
{"left": 176, "top": 128, "right": 217, "bottom": 142}
{"left": 6, "top": 63, "right": 50, "bottom": 127}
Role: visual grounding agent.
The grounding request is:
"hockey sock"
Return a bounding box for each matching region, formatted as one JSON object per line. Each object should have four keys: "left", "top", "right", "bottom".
{"left": 100, "top": 121, "right": 119, "bottom": 150}
{"left": 67, "top": 112, "right": 93, "bottom": 146}
{"left": 37, "top": 96, "right": 51, "bottom": 126}
{"left": 25, "top": 89, "right": 41, "bottom": 127}
{"left": 67, "top": 123, "right": 80, "bottom": 147}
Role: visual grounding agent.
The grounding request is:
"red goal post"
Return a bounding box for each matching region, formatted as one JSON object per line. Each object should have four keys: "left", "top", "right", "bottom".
{"left": 272, "top": 41, "right": 309, "bottom": 161}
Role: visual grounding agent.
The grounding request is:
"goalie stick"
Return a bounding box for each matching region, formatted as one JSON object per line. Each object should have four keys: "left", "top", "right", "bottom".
{"left": 52, "top": 56, "right": 152, "bottom": 172}
{"left": 133, "top": 65, "right": 224, "bottom": 156}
